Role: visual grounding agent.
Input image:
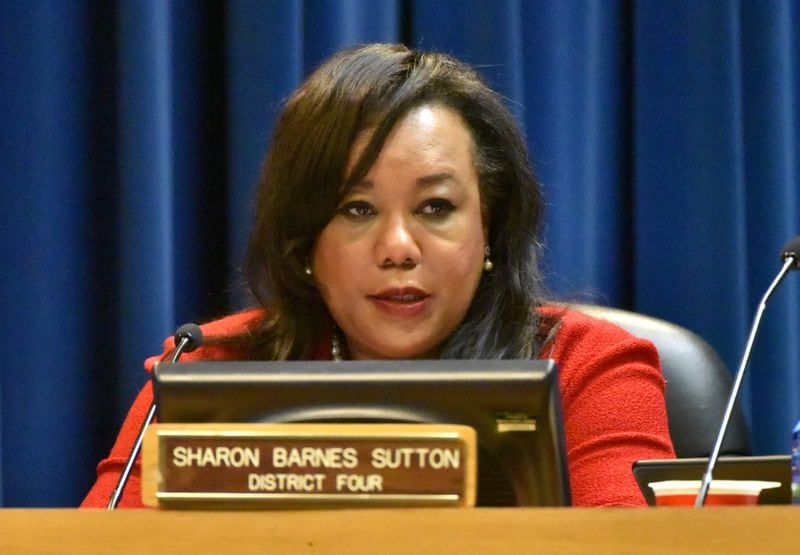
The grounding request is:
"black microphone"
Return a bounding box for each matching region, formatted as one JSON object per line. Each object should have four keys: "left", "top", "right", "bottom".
{"left": 695, "top": 237, "right": 800, "bottom": 506}
{"left": 107, "top": 323, "right": 203, "bottom": 510}
{"left": 171, "top": 323, "right": 203, "bottom": 363}
{"left": 780, "top": 236, "right": 800, "bottom": 269}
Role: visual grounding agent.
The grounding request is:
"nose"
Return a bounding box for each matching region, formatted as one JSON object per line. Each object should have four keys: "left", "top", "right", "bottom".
{"left": 375, "top": 213, "right": 422, "bottom": 268}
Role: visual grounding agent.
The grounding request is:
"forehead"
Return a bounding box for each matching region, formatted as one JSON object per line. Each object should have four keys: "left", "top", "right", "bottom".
{"left": 347, "top": 104, "right": 477, "bottom": 178}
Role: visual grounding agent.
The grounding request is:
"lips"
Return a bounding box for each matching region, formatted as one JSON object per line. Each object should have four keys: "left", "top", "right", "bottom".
{"left": 367, "top": 287, "right": 431, "bottom": 318}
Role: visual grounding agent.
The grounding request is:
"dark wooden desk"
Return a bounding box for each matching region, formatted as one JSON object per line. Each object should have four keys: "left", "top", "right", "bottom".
{"left": 1, "top": 506, "right": 797, "bottom": 553}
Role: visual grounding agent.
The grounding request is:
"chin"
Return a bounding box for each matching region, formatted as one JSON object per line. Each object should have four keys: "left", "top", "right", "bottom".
{"left": 358, "top": 340, "right": 438, "bottom": 360}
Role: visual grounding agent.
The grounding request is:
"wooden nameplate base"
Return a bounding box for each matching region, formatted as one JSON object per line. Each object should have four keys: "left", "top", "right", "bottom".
{"left": 142, "top": 423, "right": 476, "bottom": 509}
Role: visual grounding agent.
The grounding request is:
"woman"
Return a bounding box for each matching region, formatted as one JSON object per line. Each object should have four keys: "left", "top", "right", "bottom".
{"left": 82, "top": 44, "right": 674, "bottom": 508}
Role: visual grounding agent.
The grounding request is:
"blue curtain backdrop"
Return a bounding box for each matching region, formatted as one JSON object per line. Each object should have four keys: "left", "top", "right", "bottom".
{"left": 0, "top": 0, "right": 797, "bottom": 507}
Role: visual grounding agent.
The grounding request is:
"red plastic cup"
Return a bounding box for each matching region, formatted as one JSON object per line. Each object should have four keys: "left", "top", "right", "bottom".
{"left": 648, "top": 480, "right": 781, "bottom": 506}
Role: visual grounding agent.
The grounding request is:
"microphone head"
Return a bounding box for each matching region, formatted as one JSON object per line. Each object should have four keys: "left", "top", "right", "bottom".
{"left": 174, "top": 323, "right": 204, "bottom": 352}
{"left": 780, "top": 236, "right": 800, "bottom": 269}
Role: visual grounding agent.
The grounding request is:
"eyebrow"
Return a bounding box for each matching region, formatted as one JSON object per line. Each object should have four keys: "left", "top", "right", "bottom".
{"left": 416, "top": 172, "right": 457, "bottom": 188}
{"left": 351, "top": 172, "right": 458, "bottom": 192}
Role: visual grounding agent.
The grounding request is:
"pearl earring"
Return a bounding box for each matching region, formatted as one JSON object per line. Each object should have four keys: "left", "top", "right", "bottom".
{"left": 483, "top": 246, "right": 494, "bottom": 272}
{"left": 331, "top": 328, "right": 343, "bottom": 361}
{"left": 304, "top": 263, "right": 312, "bottom": 276}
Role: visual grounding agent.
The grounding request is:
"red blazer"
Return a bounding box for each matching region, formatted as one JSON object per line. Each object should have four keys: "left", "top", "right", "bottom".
{"left": 81, "top": 307, "right": 675, "bottom": 508}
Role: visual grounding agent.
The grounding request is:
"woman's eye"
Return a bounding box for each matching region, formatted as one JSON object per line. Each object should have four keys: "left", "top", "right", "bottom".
{"left": 418, "top": 199, "right": 456, "bottom": 218}
{"left": 338, "top": 201, "right": 375, "bottom": 219}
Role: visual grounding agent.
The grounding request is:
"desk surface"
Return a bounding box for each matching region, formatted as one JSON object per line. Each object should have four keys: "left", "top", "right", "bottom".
{"left": 1, "top": 506, "right": 798, "bottom": 554}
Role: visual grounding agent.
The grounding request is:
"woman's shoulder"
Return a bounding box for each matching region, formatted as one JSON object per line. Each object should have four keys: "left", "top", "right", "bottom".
{"left": 540, "top": 303, "right": 639, "bottom": 340}
{"left": 144, "top": 308, "right": 266, "bottom": 370}
{"left": 197, "top": 308, "right": 266, "bottom": 337}
{"left": 538, "top": 303, "right": 660, "bottom": 368}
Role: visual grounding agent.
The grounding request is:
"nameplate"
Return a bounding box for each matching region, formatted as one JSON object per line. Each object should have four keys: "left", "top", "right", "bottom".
{"left": 141, "top": 423, "right": 476, "bottom": 508}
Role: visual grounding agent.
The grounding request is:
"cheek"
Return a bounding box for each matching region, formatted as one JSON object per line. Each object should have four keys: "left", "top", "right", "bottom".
{"left": 455, "top": 218, "right": 487, "bottom": 269}
{"left": 435, "top": 239, "right": 485, "bottom": 294}
{"left": 312, "top": 230, "right": 361, "bottom": 304}
{"left": 449, "top": 244, "right": 482, "bottom": 275}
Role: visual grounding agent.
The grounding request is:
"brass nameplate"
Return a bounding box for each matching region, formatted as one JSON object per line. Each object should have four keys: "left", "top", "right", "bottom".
{"left": 142, "top": 423, "right": 476, "bottom": 508}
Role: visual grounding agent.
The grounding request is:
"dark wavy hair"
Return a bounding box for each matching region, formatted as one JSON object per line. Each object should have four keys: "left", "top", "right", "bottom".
{"left": 232, "top": 43, "right": 554, "bottom": 360}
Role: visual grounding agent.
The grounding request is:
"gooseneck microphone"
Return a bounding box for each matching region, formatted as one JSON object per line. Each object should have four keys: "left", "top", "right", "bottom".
{"left": 170, "top": 323, "right": 204, "bottom": 364}
{"left": 107, "top": 323, "right": 203, "bottom": 510}
{"left": 780, "top": 236, "right": 800, "bottom": 269}
{"left": 695, "top": 237, "right": 800, "bottom": 506}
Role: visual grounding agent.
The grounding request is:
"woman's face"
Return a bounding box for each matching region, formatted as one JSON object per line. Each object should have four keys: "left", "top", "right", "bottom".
{"left": 311, "top": 104, "right": 487, "bottom": 359}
